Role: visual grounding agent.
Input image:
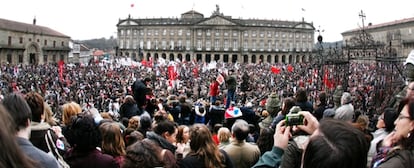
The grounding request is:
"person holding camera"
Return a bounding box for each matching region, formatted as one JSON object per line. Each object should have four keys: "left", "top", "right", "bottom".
{"left": 253, "top": 111, "right": 369, "bottom": 168}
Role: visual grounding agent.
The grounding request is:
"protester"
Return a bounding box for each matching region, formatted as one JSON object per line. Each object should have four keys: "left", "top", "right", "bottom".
{"left": 0, "top": 103, "right": 39, "bottom": 168}
{"left": 373, "top": 97, "right": 414, "bottom": 168}
{"left": 223, "top": 119, "right": 260, "bottom": 168}
{"left": 2, "top": 93, "right": 59, "bottom": 168}
{"left": 122, "top": 140, "right": 164, "bottom": 168}
{"left": 179, "top": 124, "right": 233, "bottom": 168}
{"left": 64, "top": 113, "right": 118, "bottom": 168}
{"left": 253, "top": 112, "right": 369, "bottom": 168}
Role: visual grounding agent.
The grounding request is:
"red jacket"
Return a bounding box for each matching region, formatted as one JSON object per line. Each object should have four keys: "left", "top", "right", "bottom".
{"left": 209, "top": 81, "right": 220, "bottom": 96}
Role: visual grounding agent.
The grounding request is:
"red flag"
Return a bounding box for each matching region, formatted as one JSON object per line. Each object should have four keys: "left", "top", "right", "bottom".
{"left": 216, "top": 74, "right": 224, "bottom": 85}
{"left": 287, "top": 65, "right": 294, "bottom": 72}
{"left": 148, "top": 57, "right": 153, "bottom": 68}
{"left": 131, "top": 4, "right": 134, "bottom": 8}
{"left": 141, "top": 59, "right": 147, "bottom": 67}
{"left": 58, "top": 60, "right": 65, "bottom": 81}
{"left": 270, "top": 66, "right": 281, "bottom": 74}
{"left": 168, "top": 65, "right": 177, "bottom": 80}
{"left": 323, "top": 70, "right": 334, "bottom": 89}
{"left": 193, "top": 67, "right": 199, "bottom": 78}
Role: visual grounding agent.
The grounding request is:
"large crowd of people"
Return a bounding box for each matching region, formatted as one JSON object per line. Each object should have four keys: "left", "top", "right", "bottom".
{"left": 0, "top": 59, "right": 412, "bottom": 168}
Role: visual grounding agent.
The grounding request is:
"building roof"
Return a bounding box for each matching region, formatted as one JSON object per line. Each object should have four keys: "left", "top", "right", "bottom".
{"left": 342, "top": 17, "right": 414, "bottom": 34}
{"left": 93, "top": 50, "right": 104, "bottom": 56}
{"left": 0, "top": 18, "right": 70, "bottom": 38}
{"left": 182, "top": 10, "right": 203, "bottom": 16}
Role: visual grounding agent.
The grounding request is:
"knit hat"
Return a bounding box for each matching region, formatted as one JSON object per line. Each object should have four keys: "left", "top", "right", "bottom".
{"left": 266, "top": 93, "right": 281, "bottom": 116}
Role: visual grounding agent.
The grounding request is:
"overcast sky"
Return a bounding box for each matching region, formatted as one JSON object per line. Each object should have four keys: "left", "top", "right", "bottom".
{"left": 2, "top": 0, "right": 413, "bottom": 42}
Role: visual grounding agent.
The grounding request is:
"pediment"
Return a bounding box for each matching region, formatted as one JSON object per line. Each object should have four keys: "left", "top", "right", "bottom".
{"left": 198, "top": 16, "right": 237, "bottom": 26}
{"left": 294, "top": 23, "right": 314, "bottom": 29}
{"left": 119, "top": 20, "right": 138, "bottom": 26}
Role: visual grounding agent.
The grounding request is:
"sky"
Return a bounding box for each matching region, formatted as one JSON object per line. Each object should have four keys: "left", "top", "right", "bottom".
{"left": 2, "top": 0, "right": 414, "bottom": 42}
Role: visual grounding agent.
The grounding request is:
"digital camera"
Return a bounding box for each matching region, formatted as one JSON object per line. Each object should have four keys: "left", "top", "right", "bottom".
{"left": 285, "top": 113, "right": 304, "bottom": 126}
{"left": 285, "top": 106, "right": 304, "bottom": 126}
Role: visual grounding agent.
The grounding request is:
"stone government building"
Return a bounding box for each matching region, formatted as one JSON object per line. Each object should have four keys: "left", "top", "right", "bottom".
{"left": 0, "top": 18, "right": 70, "bottom": 65}
{"left": 116, "top": 6, "right": 316, "bottom": 64}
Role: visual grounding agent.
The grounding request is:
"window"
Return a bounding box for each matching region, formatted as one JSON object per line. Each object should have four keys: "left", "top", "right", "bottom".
{"left": 215, "top": 39, "right": 220, "bottom": 50}
{"left": 260, "top": 31, "right": 264, "bottom": 37}
{"left": 224, "top": 39, "right": 229, "bottom": 50}
{"left": 53, "top": 41, "right": 56, "bottom": 48}
{"left": 233, "top": 31, "right": 238, "bottom": 37}
{"left": 131, "top": 40, "right": 137, "bottom": 49}
{"left": 155, "top": 29, "right": 159, "bottom": 36}
{"left": 170, "top": 30, "right": 175, "bottom": 36}
{"left": 178, "top": 39, "right": 182, "bottom": 48}
{"left": 186, "top": 30, "right": 191, "bottom": 36}
{"left": 197, "top": 30, "right": 202, "bottom": 36}
{"left": 126, "top": 30, "right": 130, "bottom": 35}
{"left": 120, "top": 30, "right": 124, "bottom": 35}
{"left": 60, "top": 55, "right": 64, "bottom": 61}
{"left": 7, "top": 54, "right": 12, "bottom": 63}
{"left": 186, "top": 40, "right": 191, "bottom": 50}
{"left": 252, "top": 40, "right": 257, "bottom": 50}
{"left": 147, "top": 41, "right": 151, "bottom": 50}
{"left": 233, "top": 40, "right": 238, "bottom": 49}
{"left": 19, "top": 37, "right": 23, "bottom": 44}
{"left": 162, "top": 40, "right": 167, "bottom": 49}
{"left": 120, "top": 40, "right": 124, "bottom": 48}
{"left": 206, "top": 29, "right": 211, "bottom": 36}
{"left": 215, "top": 29, "right": 220, "bottom": 36}
{"left": 170, "top": 40, "right": 174, "bottom": 50}
{"left": 178, "top": 29, "right": 182, "bottom": 36}
{"left": 52, "top": 55, "right": 56, "bottom": 62}
{"left": 18, "top": 55, "right": 23, "bottom": 63}
{"left": 61, "top": 41, "right": 64, "bottom": 46}
{"left": 224, "top": 31, "right": 228, "bottom": 36}
{"left": 140, "top": 30, "right": 144, "bottom": 36}
{"left": 44, "top": 40, "right": 47, "bottom": 46}
{"left": 252, "top": 31, "right": 257, "bottom": 37}
{"left": 267, "top": 31, "right": 272, "bottom": 37}
{"left": 259, "top": 40, "right": 264, "bottom": 50}
{"left": 8, "top": 36, "right": 11, "bottom": 45}
{"left": 147, "top": 29, "right": 152, "bottom": 36}
{"left": 162, "top": 29, "right": 167, "bottom": 36}
{"left": 126, "top": 40, "right": 131, "bottom": 49}
{"left": 244, "top": 31, "right": 248, "bottom": 37}
{"left": 155, "top": 39, "right": 159, "bottom": 49}
{"left": 268, "top": 40, "right": 272, "bottom": 50}
{"left": 206, "top": 40, "right": 211, "bottom": 50}
{"left": 43, "top": 55, "right": 48, "bottom": 63}
{"left": 197, "top": 39, "right": 202, "bottom": 50}
{"left": 133, "top": 30, "right": 137, "bottom": 36}
{"left": 243, "top": 40, "right": 248, "bottom": 49}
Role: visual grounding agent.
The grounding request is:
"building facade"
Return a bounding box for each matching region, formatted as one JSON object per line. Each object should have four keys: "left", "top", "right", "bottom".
{"left": 342, "top": 17, "right": 414, "bottom": 61}
{"left": 116, "top": 6, "right": 315, "bottom": 64}
{"left": 68, "top": 42, "right": 93, "bottom": 64}
{"left": 0, "top": 18, "right": 71, "bottom": 65}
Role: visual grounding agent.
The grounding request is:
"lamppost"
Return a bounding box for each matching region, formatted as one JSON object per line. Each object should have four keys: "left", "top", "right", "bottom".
{"left": 316, "top": 26, "right": 324, "bottom": 90}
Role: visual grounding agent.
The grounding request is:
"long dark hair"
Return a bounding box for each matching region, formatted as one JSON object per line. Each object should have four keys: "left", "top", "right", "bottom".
{"left": 188, "top": 124, "right": 225, "bottom": 168}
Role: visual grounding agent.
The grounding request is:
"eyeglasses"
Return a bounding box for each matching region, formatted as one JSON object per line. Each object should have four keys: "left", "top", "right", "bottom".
{"left": 397, "top": 115, "right": 411, "bottom": 120}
